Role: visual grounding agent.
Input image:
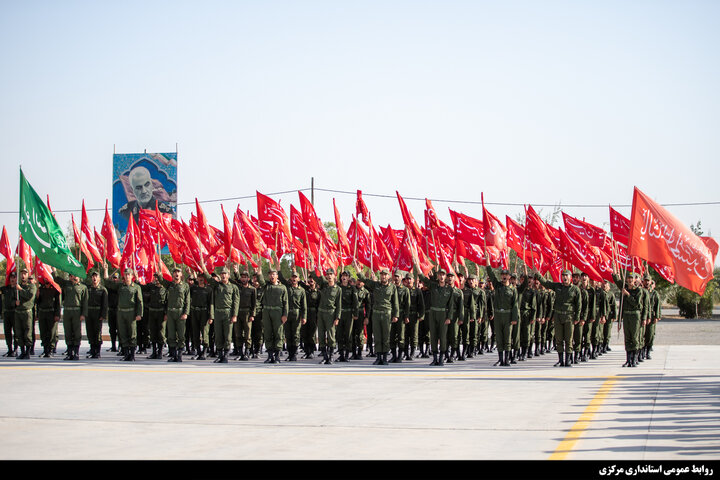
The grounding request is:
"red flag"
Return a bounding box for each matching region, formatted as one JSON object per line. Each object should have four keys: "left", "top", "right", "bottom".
{"left": 483, "top": 205, "right": 507, "bottom": 251}
{"left": 81, "top": 200, "right": 103, "bottom": 262}
{"left": 525, "top": 205, "right": 557, "bottom": 252}
{"left": 94, "top": 228, "right": 106, "bottom": 260}
{"left": 290, "top": 205, "right": 308, "bottom": 241}
{"left": 333, "top": 199, "right": 352, "bottom": 265}
{"left": 101, "top": 200, "right": 122, "bottom": 268}
{"left": 396, "top": 192, "right": 423, "bottom": 240}
{"left": 257, "top": 191, "right": 291, "bottom": 241}
{"left": 356, "top": 190, "right": 371, "bottom": 226}
{"left": 347, "top": 218, "right": 373, "bottom": 269}
{"left": 120, "top": 214, "right": 139, "bottom": 272}
{"left": 71, "top": 215, "right": 94, "bottom": 272}
{"left": 221, "top": 205, "right": 242, "bottom": 264}
{"left": 609, "top": 206, "right": 631, "bottom": 246}
{"left": 558, "top": 228, "right": 603, "bottom": 281}
{"left": 449, "top": 209, "right": 484, "bottom": 246}
{"left": 238, "top": 208, "right": 271, "bottom": 259}
{"left": 195, "top": 198, "right": 218, "bottom": 252}
{"left": 566, "top": 227, "right": 612, "bottom": 281}
{"left": 562, "top": 212, "right": 607, "bottom": 248}
{"left": 34, "top": 256, "right": 61, "bottom": 292}
{"left": 650, "top": 262, "right": 675, "bottom": 284}
{"left": 0, "top": 227, "right": 15, "bottom": 286}
{"left": 292, "top": 237, "right": 309, "bottom": 269}
{"left": 299, "top": 191, "right": 322, "bottom": 239}
{"left": 628, "top": 187, "right": 717, "bottom": 295}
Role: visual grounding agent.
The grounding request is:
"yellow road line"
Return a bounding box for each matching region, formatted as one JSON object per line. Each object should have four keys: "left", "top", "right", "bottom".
{"left": 549, "top": 376, "right": 620, "bottom": 460}
{"left": 0, "top": 365, "right": 613, "bottom": 379}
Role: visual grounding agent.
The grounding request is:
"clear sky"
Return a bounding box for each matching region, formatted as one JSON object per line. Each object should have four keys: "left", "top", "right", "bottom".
{"left": 1, "top": 0, "right": 718, "bottom": 264}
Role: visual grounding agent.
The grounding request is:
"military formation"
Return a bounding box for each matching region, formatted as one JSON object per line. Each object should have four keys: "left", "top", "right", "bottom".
{"left": 0, "top": 255, "right": 662, "bottom": 368}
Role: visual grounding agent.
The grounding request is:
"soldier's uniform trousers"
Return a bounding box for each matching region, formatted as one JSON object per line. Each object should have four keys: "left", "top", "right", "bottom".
{"left": 3, "top": 311, "right": 15, "bottom": 351}
{"left": 427, "top": 308, "right": 448, "bottom": 354}
{"left": 417, "top": 313, "right": 429, "bottom": 348}
{"left": 372, "top": 309, "right": 391, "bottom": 354}
{"left": 590, "top": 320, "right": 602, "bottom": 348}
{"left": 62, "top": 307, "right": 82, "bottom": 349}
{"left": 581, "top": 322, "right": 591, "bottom": 349}
{"left": 251, "top": 310, "right": 263, "bottom": 352}
{"left": 644, "top": 320, "right": 656, "bottom": 350}
{"left": 86, "top": 306, "right": 104, "bottom": 350}
{"left": 390, "top": 315, "right": 405, "bottom": 351}
{"left": 148, "top": 308, "right": 166, "bottom": 346}
{"left": 262, "top": 306, "right": 284, "bottom": 352}
{"left": 553, "top": 314, "right": 573, "bottom": 354}
{"left": 214, "top": 308, "right": 233, "bottom": 352}
{"left": 234, "top": 308, "right": 252, "bottom": 351}
{"left": 317, "top": 309, "right": 337, "bottom": 350}
{"left": 303, "top": 315, "right": 317, "bottom": 352}
{"left": 477, "top": 317, "right": 488, "bottom": 346}
{"left": 117, "top": 308, "right": 137, "bottom": 349}
{"left": 493, "top": 310, "right": 513, "bottom": 352}
{"left": 166, "top": 308, "right": 186, "bottom": 350}
{"left": 510, "top": 318, "right": 521, "bottom": 351}
{"left": 37, "top": 308, "right": 58, "bottom": 352}
{"left": 137, "top": 311, "right": 149, "bottom": 348}
{"left": 623, "top": 312, "right": 641, "bottom": 352}
{"left": 14, "top": 308, "right": 34, "bottom": 349}
{"left": 352, "top": 314, "right": 365, "bottom": 351}
{"left": 638, "top": 321, "right": 646, "bottom": 350}
{"left": 458, "top": 316, "right": 470, "bottom": 351}
{"left": 572, "top": 322, "right": 583, "bottom": 352}
{"left": 602, "top": 319, "right": 614, "bottom": 345}
{"left": 533, "top": 319, "right": 545, "bottom": 347}
{"left": 446, "top": 318, "right": 459, "bottom": 352}
{"left": 337, "top": 309, "right": 354, "bottom": 352}
{"left": 107, "top": 309, "right": 118, "bottom": 347}
{"left": 191, "top": 307, "right": 210, "bottom": 348}
{"left": 520, "top": 310, "right": 534, "bottom": 348}
{"left": 284, "top": 308, "right": 301, "bottom": 350}
{"left": 404, "top": 314, "right": 419, "bottom": 350}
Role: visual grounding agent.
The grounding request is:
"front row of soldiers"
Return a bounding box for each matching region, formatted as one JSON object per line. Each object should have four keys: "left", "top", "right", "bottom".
{"left": 0, "top": 257, "right": 661, "bottom": 368}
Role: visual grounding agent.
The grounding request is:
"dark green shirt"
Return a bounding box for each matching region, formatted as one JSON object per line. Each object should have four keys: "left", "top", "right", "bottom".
{"left": 486, "top": 268, "right": 519, "bottom": 323}
{"left": 538, "top": 277, "right": 580, "bottom": 323}
{"left": 204, "top": 274, "right": 240, "bottom": 317}
{"left": 357, "top": 275, "right": 399, "bottom": 318}
{"left": 87, "top": 285, "right": 108, "bottom": 319}
{"left": 105, "top": 280, "right": 144, "bottom": 317}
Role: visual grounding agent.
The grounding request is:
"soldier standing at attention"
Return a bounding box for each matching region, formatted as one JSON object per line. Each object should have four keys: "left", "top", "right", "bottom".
{"left": 590, "top": 280, "right": 607, "bottom": 359}
{"left": 517, "top": 273, "right": 537, "bottom": 362}
{"left": 14, "top": 268, "right": 38, "bottom": 360}
{"left": 1, "top": 272, "right": 18, "bottom": 357}
{"left": 356, "top": 265, "right": 399, "bottom": 366}
{"left": 35, "top": 277, "right": 60, "bottom": 358}
{"left": 104, "top": 267, "right": 144, "bottom": 361}
{"left": 415, "top": 265, "right": 454, "bottom": 367}
{"left": 52, "top": 269, "right": 87, "bottom": 361}
{"left": 474, "top": 275, "right": 492, "bottom": 356}
{"left": 579, "top": 273, "right": 595, "bottom": 363}
{"left": 485, "top": 262, "right": 519, "bottom": 367}
{"left": 203, "top": 266, "right": 239, "bottom": 364}
{"left": 444, "top": 272, "right": 464, "bottom": 363}
{"left": 389, "top": 271, "right": 410, "bottom": 363}
{"left": 538, "top": 269, "right": 581, "bottom": 367}
{"left": 143, "top": 274, "right": 167, "bottom": 360}
{"left": 86, "top": 270, "right": 108, "bottom": 359}
{"left": 458, "top": 273, "right": 476, "bottom": 361}
{"left": 260, "top": 268, "right": 288, "bottom": 364}
{"left": 544, "top": 283, "right": 556, "bottom": 353}
{"left": 106, "top": 272, "right": 120, "bottom": 353}
{"left": 403, "top": 273, "right": 425, "bottom": 361}
{"left": 644, "top": 279, "right": 660, "bottom": 360}
{"left": 335, "top": 271, "right": 358, "bottom": 362}
{"left": 310, "top": 268, "right": 342, "bottom": 365}
{"left": 417, "top": 279, "right": 431, "bottom": 358}
{"left": 251, "top": 272, "right": 265, "bottom": 359}
{"left": 637, "top": 274, "right": 653, "bottom": 363}
{"left": 160, "top": 267, "right": 190, "bottom": 362}
{"left": 298, "top": 274, "right": 320, "bottom": 359}
{"left": 188, "top": 274, "right": 213, "bottom": 360}
{"left": 232, "top": 267, "right": 255, "bottom": 361}
{"left": 278, "top": 269, "right": 305, "bottom": 362}
{"left": 485, "top": 279, "right": 496, "bottom": 353}
{"left": 352, "top": 277, "right": 371, "bottom": 360}
{"left": 531, "top": 276, "right": 547, "bottom": 357}
{"left": 601, "top": 280, "right": 616, "bottom": 354}
{"left": 612, "top": 271, "right": 646, "bottom": 367}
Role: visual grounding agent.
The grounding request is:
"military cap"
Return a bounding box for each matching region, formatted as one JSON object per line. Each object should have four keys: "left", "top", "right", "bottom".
{"left": 468, "top": 274, "right": 478, "bottom": 280}
{"left": 457, "top": 271, "right": 466, "bottom": 277}
{"left": 8, "top": 271, "right": 16, "bottom": 277}
{"left": 239, "top": 270, "right": 250, "bottom": 276}
{"left": 90, "top": 270, "right": 100, "bottom": 276}
{"left": 580, "top": 272, "right": 589, "bottom": 277}
{"left": 446, "top": 271, "right": 455, "bottom": 277}
{"left": 561, "top": 269, "right": 572, "bottom": 276}
{"left": 393, "top": 270, "right": 403, "bottom": 277}
{"left": 378, "top": 267, "right": 390, "bottom": 274}
{"left": 111, "top": 272, "right": 119, "bottom": 279}
{"left": 20, "top": 267, "right": 28, "bottom": 273}
{"left": 219, "top": 266, "right": 230, "bottom": 274}
{"left": 404, "top": 273, "right": 414, "bottom": 280}
{"left": 510, "top": 272, "right": 517, "bottom": 278}
{"left": 124, "top": 269, "right": 136, "bottom": 276}
{"left": 291, "top": 271, "right": 299, "bottom": 277}
{"left": 500, "top": 269, "right": 510, "bottom": 275}
{"left": 268, "top": 268, "right": 277, "bottom": 274}
{"left": 173, "top": 267, "right": 182, "bottom": 273}
{"left": 643, "top": 274, "right": 652, "bottom": 280}
{"left": 325, "top": 268, "right": 335, "bottom": 275}
{"left": 340, "top": 270, "right": 350, "bottom": 277}
{"left": 437, "top": 268, "right": 447, "bottom": 274}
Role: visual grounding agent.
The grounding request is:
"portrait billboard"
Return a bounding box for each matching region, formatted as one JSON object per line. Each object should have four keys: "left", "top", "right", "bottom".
{"left": 112, "top": 152, "right": 177, "bottom": 245}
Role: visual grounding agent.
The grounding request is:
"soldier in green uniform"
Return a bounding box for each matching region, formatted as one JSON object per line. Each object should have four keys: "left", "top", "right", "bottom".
{"left": 517, "top": 273, "right": 537, "bottom": 362}
{"left": 188, "top": 274, "right": 213, "bottom": 360}
{"left": 485, "top": 279, "right": 496, "bottom": 352}
{"left": 352, "top": 277, "right": 371, "bottom": 359}
{"left": 160, "top": 267, "right": 191, "bottom": 362}
{"left": 309, "top": 268, "right": 342, "bottom": 364}
{"left": 255, "top": 268, "right": 288, "bottom": 364}
{"left": 251, "top": 272, "right": 265, "bottom": 358}
{"left": 531, "top": 277, "right": 547, "bottom": 357}
{"left": 445, "top": 272, "right": 464, "bottom": 363}
{"left": 579, "top": 273, "right": 596, "bottom": 363}
{"left": 104, "top": 267, "right": 144, "bottom": 361}
{"left": 415, "top": 266, "right": 454, "bottom": 366}
{"left": 298, "top": 274, "right": 320, "bottom": 359}
{"left": 142, "top": 274, "right": 167, "bottom": 359}
{"left": 278, "top": 270, "right": 305, "bottom": 362}
{"left": 357, "top": 265, "right": 399, "bottom": 366}
{"left": 417, "top": 280, "right": 431, "bottom": 358}
{"left": 612, "top": 271, "right": 645, "bottom": 367}
{"left": 389, "top": 271, "right": 409, "bottom": 363}
{"left": 106, "top": 272, "right": 120, "bottom": 353}
{"left": 637, "top": 274, "right": 653, "bottom": 363}
{"left": 402, "top": 273, "right": 425, "bottom": 361}
{"left": 52, "top": 269, "right": 87, "bottom": 361}
{"left": 231, "top": 267, "right": 255, "bottom": 361}
{"left": 601, "top": 280, "right": 616, "bottom": 354}
{"left": 1, "top": 272, "right": 18, "bottom": 357}
{"left": 544, "top": 284, "right": 556, "bottom": 353}
{"left": 485, "top": 264, "right": 519, "bottom": 367}
{"left": 13, "top": 268, "right": 38, "bottom": 360}
{"left": 473, "top": 275, "right": 492, "bottom": 356}
{"left": 590, "top": 280, "right": 607, "bottom": 359}
{"left": 335, "top": 271, "right": 358, "bottom": 362}
{"left": 86, "top": 271, "right": 108, "bottom": 358}
{"left": 35, "top": 277, "right": 60, "bottom": 358}
{"left": 539, "top": 269, "right": 581, "bottom": 367}
{"left": 571, "top": 274, "right": 587, "bottom": 364}
{"left": 203, "top": 266, "right": 239, "bottom": 363}
{"left": 137, "top": 282, "right": 151, "bottom": 355}
{"left": 457, "top": 273, "right": 476, "bottom": 361}
{"left": 644, "top": 279, "right": 660, "bottom": 360}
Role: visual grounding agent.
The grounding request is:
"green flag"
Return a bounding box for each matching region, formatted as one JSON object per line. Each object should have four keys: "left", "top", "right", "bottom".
{"left": 19, "top": 168, "right": 86, "bottom": 278}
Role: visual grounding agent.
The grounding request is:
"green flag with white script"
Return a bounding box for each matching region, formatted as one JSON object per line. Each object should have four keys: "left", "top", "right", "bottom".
{"left": 19, "top": 168, "right": 86, "bottom": 278}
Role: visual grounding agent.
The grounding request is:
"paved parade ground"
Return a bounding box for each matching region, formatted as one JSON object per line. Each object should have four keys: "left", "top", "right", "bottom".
{"left": 1, "top": 319, "right": 719, "bottom": 463}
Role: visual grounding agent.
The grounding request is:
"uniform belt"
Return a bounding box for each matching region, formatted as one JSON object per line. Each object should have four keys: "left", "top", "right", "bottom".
{"left": 15, "top": 308, "right": 32, "bottom": 312}
{"left": 496, "top": 308, "right": 511, "bottom": 313}
{"left": 118, "top": 308, "right": 136, "bottom": 312}
{"left": 288, "top": 308, "right": 300, "bottom": 313}
{"left": 238, "top": 307, "right": 252, "bottom": 311}
{"left": 554, "top": 310, "right": 573, "bottom": 315}
{"left": 342, "top": 308, "right": 353, "bottom": 312}
{"left": 167, "top": 307, "right": 184, "bottom": 311}
{"left": 38, "top": 308, "right": 57, "bottom": 312}
{"left": 372, "top": 308, "right": 391, "bottom": 314}
{"left": 624, "top": 309, "right": 640, "bottom": 313}
{"left": 191, "top": 306, "right": 208, "bottom": 310}
{"left": 318, "top": 308, "right": 337, "bottom": 314}
{"left": 64, "top": 307, "right": 81, "bottom": 311}
{"left": 149, "top": 307, "right": 165, "bottom": 312}
{"left": 215, "top": 308, "right": 231, "bottom": 312}
{"left": 88, "top": 306, "right": 102, "bottom": 310}
{"left": 429, "top": 307, "right": 446, "bottom": 312}
{"left": 264, "top": 306, "right": 283, "bottom": 311}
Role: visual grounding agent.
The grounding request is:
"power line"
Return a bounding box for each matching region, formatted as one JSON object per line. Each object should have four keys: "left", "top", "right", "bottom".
{"left": 0, "top": 186, "right": 717, "bottom": 214}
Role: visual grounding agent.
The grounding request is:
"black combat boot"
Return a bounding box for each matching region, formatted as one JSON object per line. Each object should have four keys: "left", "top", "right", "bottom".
{"left": 325, "top": 347, "right": 333, "bottom": 364}
{"left": 637, "top": 349, "right": 644, "bottom": 363}
{"left": 573, "top": 352, "right": 579, "bottom": 364}
{"left": 630, "top": 350, "right": 637, "bottom": 367}
{"left": 41, "top": 345, "right": 51, "bottom": 358}
{"left": 92, "top": 345, "right": 101, "bottom": 359}
{"left": 645, "top": 347, "right": 652, "bottom": 360}
{"left": 197, "top": 346, "right": 206, "bottom": 360}
{"left": 379, "top": 352, "right": 388, "bottom": 365}
{"left": 429, "top": 352, "right": 438, "bottom": 366}
{"left": 264, "top": 350, "right": 274, "bottom": 364}
{"left": 554, "top": 351, "right": 564, "bottom": 367}
{"left": 458, "top": 347, "right": 466, "bottom": 361}
{"left": 169, "top": 347, "right": 178, "bottom": 362}
{"left": 564, "top": 353, "right": 572, "bottom": 367}
{"left": 125, "top": 347, "right": 135, "bottom": 361}
{"left": 494, "top": 351, "right": 503, "bottom": 366}
{"left": 509, "top": 350, "right": 517, "bottom": 364}
{"left": 622, "top": 351, "right": 631, "bottom": 367}
{"left": 527, "top": 344, "right": 533, "bottom": 359}
{"left": 367, "top": 343, "right": 375, "bottom": 357}
{"left": 437, "top": 351, "right": 444, "bottom": 366}
{"left": 388, "top": 348, "right": 397, "bottom": 363}
{"left": 407, "top": 346, "right": 415, "bottom": 361}
{"left": 175, "top": 348, "right": 183, "bottom": 362}
{"left": 503, "top": 351, "right": 511, "bottom": 367}
{"left": 147, "top": 343, "right": 158, "bottom": 359}
{"left": 394, "top": 348, "right": 402, "bottom": 363}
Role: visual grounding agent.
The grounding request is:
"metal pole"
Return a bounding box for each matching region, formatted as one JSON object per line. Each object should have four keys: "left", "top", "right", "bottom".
{"left": 311, "top": 177, "right": 315, "bottom": 206}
